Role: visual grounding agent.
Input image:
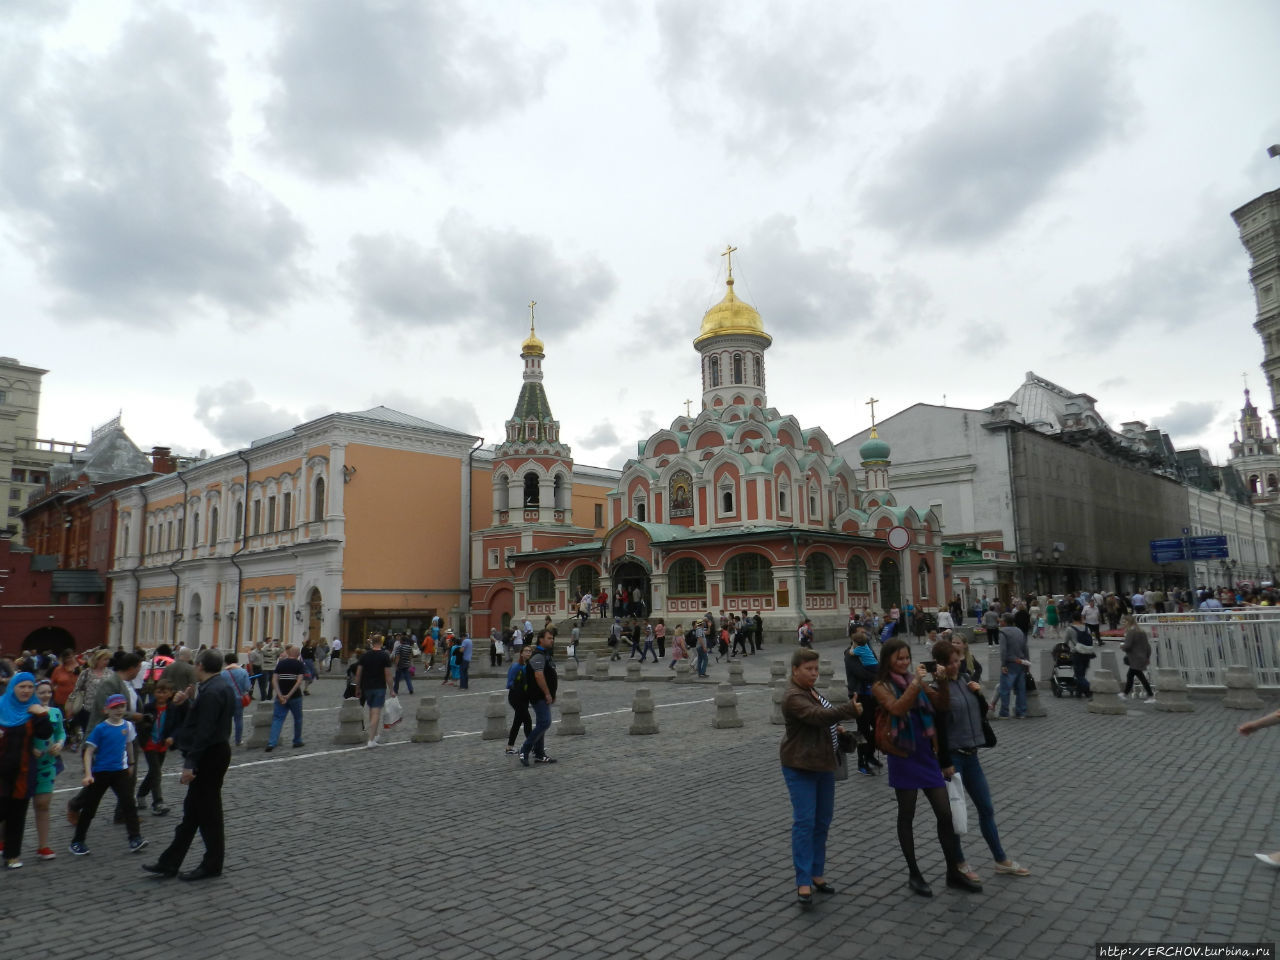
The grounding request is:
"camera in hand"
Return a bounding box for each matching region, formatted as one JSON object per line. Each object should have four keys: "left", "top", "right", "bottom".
{"left": 922, "top": 660, "right": 937, "bottom": 673}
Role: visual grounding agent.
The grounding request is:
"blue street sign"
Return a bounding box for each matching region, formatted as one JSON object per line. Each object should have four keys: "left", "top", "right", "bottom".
{"left": 1150, "top": 537, "right": 1186, "bottom": 563}
{"left": 1188, "top": 535, "right": 1229, "bottom": 560}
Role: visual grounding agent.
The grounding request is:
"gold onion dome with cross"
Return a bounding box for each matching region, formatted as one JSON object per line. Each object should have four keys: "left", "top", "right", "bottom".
{"left": 693, "top": 247, "right": 771, "bottom": 348}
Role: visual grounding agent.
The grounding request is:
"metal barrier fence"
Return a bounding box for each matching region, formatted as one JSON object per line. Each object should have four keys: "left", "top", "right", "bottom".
{"left": 1137, "top": 609, "right": 1280, "bottom": 689}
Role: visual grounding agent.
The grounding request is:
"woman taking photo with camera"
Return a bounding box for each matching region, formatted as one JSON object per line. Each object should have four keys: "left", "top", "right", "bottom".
{"left": 873, "top": 637, "right": 981, "bottom": 897}
{"left": 780, "top": 648, "right": 862, "bottom": 910}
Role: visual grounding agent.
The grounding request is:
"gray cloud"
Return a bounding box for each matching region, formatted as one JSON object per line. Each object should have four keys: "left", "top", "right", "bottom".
{"left": 1058, "top": 214, "right": 1241, "bottom": 337}
{"left": 862, "top": 15, "right": 1132, "bottom": 245}
{"left": 580, "top": 423, "right": 620, "bottom": 448}
{"left": 264, "top": 0, "right": 556, "bottom": 178}
{"left": 655, "top": 1, "right": 878, "bottom": 154}
{"left": 0, "top": 9, "right": 306, "bottom": 326}
{"left": 1154, "top": 401, "right": 1220, "bottom": 439}
{"left": 367, "top": 389, "right": 482, "bottom": 434}
{"left": 343, "top": 211, "right": 617, "bottom": 339}
{"left": 195, "top": 380, "right": 301, "bottom": 449}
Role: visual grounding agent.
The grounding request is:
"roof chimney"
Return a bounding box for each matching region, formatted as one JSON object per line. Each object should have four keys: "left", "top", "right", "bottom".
{"left": 150, "top": 446, "right": 177, "bottom": 474}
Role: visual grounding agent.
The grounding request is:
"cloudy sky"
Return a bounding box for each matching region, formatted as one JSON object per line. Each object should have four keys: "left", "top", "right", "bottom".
{"left": 4, "top": 0, "right": 1278, "bottom": 469}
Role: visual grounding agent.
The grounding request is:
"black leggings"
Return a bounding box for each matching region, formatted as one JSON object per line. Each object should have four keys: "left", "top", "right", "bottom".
{"left": 1124, "top": 668, "right": 1153, "bottom": 696}
{"left": 854, "top": 697, "right": 878, "bottom": 768}
{"left": 894, "top": 786, "right": 959, "bottom": 877}
{"left": 507, "top": 701, "right": 532, "bottom": 746}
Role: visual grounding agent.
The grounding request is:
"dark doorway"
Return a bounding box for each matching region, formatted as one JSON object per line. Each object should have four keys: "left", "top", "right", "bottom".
{"left": 612, "top": 561, "right": 650, "bottom": 618}
{"left": 880, "top": 558, "right": 900, "bottom": 611}
{"left": 24, "top": 625, "right": 78, "bottom": 653}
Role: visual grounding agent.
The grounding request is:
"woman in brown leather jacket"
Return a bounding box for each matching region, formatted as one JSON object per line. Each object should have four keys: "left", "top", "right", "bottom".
{"left": 780, "top": 648, "right": 861, "bottom": 910}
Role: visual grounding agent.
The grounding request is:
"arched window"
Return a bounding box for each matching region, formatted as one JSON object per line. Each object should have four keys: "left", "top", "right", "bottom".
{"left": 709, "top": 356, "right": 720, "bottom": 388}
{"left": 313, "top": 477, "right": 325, "bottom": 522}
{"left": 732, "top": 353, "right": 744, "bottom": 384}
{"left": 634, "top": 499, "right": 646, "bottom": 522}
{"left": 529, "top": 568, "right": 555, "bottom": 602}
{"left": 191, "top": 511, "right": 200, "bottom": 549}
{"left": 778, "top": 481, "right": 790, "bottom": 514}
{"left": 808, "top": 484, "right": 819, "bottom": 518}
{"left": 553, "top": 475, "right": 566, "bottom": 509}
{"left": 719, "top": 479, "right": 735, "bottom": 515}
{"left": 1250, "top": 475, "right": 1261, "bottom": 494}
{"left": 234, "top": 502, "right": 243, "bottom": 541}
{"left": 668, "top": 557, "right": 707, "bottom": 596}
{"left": 524, "top": 472, "right": 540, "bottom": 507}
{"left": 569, "top": 564, "right": 599, "bottom": 599}
{"left": 495, "top": 475, "right": 510, "bottom": 511}
{"left": 725, "top": 553, "right": 772, "bottom": 594}
{"left": 1269, "top": 475, "right": 1278, "bottom": 492}
{"left": 753, "top": 355, "right": 762, "bottom": 386}
{"left": 209, "top": 507, "right": 218, "bottom": 545}
{"left": 848, "top": 556, "right": 868, "bottom": 592}
{"left": 918, "top": 559, "right": 931, "bottom": 599}
{"left": 804, "top": 554, "right": 834, "bottom": 592}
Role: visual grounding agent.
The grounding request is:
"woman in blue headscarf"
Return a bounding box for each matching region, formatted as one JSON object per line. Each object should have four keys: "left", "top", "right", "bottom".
{"left": 0, "top": 672, "right": 53, "bottom": 869}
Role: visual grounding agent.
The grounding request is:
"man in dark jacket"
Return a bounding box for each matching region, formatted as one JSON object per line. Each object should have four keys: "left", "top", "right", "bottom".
{"left": 142, "top": 649, "right": 235, "bottom": 881}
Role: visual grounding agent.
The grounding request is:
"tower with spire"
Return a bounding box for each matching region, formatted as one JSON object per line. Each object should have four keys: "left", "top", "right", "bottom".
{"left": 694, "top": 245, "right": 772, "bottom": 411}
{"left": 1228, "top": 386, "right": 1280, "bottom": 505}
{"left": 490, "top": 303, "right": 576, "bottom": 527}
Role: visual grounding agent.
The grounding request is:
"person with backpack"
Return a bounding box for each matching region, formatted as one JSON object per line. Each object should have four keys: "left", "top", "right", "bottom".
{"left": 517, "top": 630, "right": 558, "bottom": 766}
{"left": 608, "top": 617, "right": 623, "bottom": 662}
{"left": 392, "top": 635, "right": 415, "bottom": 695}
{"left": 504, "top": 645, "right": 534, "bottom": 756}
{"left": 1067, "top": 611, "right": 1095, "bottom": 699}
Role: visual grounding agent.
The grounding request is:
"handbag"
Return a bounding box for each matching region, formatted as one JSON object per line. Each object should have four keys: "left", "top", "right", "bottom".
{"left": 874, "top": 709, "right": 909, "bottom": 758}
{"left": 833, "top": 747, "right": 849, "bottom": 782}
{"left": 946, "top": 773, "right": 969, "bottom": 834}
{"left": 975, "top": 692, "right": 997, "bottom": 748}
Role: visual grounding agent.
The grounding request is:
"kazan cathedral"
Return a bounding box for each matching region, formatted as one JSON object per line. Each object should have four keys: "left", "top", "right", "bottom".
{"left": 469, "top": 257, "right": 944, "bottom": 641}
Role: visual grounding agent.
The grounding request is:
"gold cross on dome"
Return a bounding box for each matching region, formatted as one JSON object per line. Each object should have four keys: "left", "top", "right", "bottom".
{"left": 684, "top": 398, "right": 693, "bottom": 417}
{"left": 528, "top": 300, "right": 537, "bottom": 331}
{"left": 722, "top": 244, "right": 738, "bottom": 279}
{"left": 866, "top": 396, "right": 880, "bottom": 438}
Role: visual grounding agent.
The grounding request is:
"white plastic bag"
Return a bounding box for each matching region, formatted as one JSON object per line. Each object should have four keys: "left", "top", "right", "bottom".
{"left": 946, "top": 772, "right": 969, "bottom": 835}
{"left": 382, "top": 695, "right": 403, "bottom": 729}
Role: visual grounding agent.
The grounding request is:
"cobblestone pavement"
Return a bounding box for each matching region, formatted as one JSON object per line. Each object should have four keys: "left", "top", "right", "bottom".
{"left": 5, "top": 635, "right": 1279, "bottom": 960}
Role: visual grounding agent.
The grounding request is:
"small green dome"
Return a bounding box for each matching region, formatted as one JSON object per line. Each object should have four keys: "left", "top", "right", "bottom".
{"left": 859, "top": 431, "right": 890, "bottom": 462}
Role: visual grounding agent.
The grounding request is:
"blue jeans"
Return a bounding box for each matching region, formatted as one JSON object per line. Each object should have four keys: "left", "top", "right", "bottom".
{"left": 949, "top": 752, "right": 1006, "bottom": 864}
{"left": 232, "top": 702, "right": 244, "bottom": 745}
{"left": 459, "top": 660, "right": 470, "bottom": 689}
{"left": 269, "top": 696, "right": 303, "bottom": 746}
{"left": 696, "top": 648, "right": 709, "bottom": 676}
{"left": 781, "top": 766, "right": 835, "bottom": 887}
{"left": 997, "top": 663, "right": 1026, "bottom": 717}
{"left": 521, "top": 700, "right": 552, "bottom": 759}
{"left": 394, "top": 667, "right": 414, "bottom": 695}
{"left": 1072, "top": 655, "right": 1092, "bottom": 696}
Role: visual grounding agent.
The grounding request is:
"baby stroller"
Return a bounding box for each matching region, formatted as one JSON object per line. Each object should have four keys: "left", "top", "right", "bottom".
{"left": 1049, "top": 641, "right": 1083, "bottom": 698}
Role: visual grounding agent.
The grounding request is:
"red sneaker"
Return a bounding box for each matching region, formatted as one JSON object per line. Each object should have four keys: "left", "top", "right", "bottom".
{"left": 37, "top": 847, "right": 56, "bottom": 860}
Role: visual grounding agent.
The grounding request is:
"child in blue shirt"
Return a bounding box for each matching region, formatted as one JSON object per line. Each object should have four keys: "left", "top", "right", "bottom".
{"left": 69, "top": 694, "right": 146, "bottom": 856}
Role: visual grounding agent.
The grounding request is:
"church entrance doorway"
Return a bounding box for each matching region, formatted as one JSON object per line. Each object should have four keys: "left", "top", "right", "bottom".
{"left": 612, "top": 560, "right": 650, "bottom": 618}
{"left": 880, "top": 558, "right": 900, "bottom": 612}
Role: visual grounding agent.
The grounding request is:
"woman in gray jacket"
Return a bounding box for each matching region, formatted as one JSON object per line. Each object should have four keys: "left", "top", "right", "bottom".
{"left": 780, "top": 648, "right": 861, "bottom": 910}
{"left": 1120, "top": 616, "right": 1155, "bottom": 701}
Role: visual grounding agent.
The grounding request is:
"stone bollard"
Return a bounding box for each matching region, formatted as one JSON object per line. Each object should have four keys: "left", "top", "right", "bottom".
{"left": 771, "top": 680, "right": 786, "bottom": 725}
{"left": 982, "top": 648, "right": 1001, "bottom": 700}
{"left": 818, "top": 658, "right": 835, "bottom": 693}
{"left": 626, "top": 660, "right": 641, "bottom": 682}
{"left": 557, "top": 687, "right": 586, "bottom": 735}
{"left": 728, "top": 660, "right": 746, "bottom": 686}
{"left": 771, "top": 659, "right": 787, "bottom": 683}
{"left": 584, "top": 653, "right": 597, "bottom": 679}
{"left": 246, "top": 700, "right": 275, "bottom": 749}
{"left": 411, "top": 695, "right": 443, "bottom": 743}
{"left": 563, "top": 658, "right": 579, "bottom": 682}
{"left": 1100, "top": 649, "right": 1120, "bottom": 677}
{"left": 713, "top": 683, "right": 744, "bottom": 729}
{"left": 1024, "top": 676, "right": 1047, "bottom": 718}
{"left": 593, "top": 656, "right": 612, "bottom": 682}
{"left": 332, "top": 698, "right": 366, "bottom": 745}
{"left": 629, "top": 687, "right": 659, "bottom": 735}
{"left": 481, "top": 692, "right": 507, "bottom": 740}
{"left": 1086, "top": 669, "right": 1127, "bottom": 715}
{"left": 1153, "top": 668, "right": 1193, "bottom": 712}
{"left": 1224, "top": 665, "right": 1264, "bottom": 710}
{"left": 1038, "top": 649, "right": 1056, "bottom": 684}
{"left": 674, "top": 659, "right": 693, "bottom": 684}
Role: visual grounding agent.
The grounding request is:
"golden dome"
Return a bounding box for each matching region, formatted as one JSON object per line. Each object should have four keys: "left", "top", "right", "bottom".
{"left": 694, "top": 276, "right": 771, "bottom": 347}
{"left": 521, "top": 327, "right": 544, "bottom": 357}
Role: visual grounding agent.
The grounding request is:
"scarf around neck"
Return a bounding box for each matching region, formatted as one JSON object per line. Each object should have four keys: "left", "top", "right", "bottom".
{"left": 886, "top": 670, "right": 936, "bottom": 754}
